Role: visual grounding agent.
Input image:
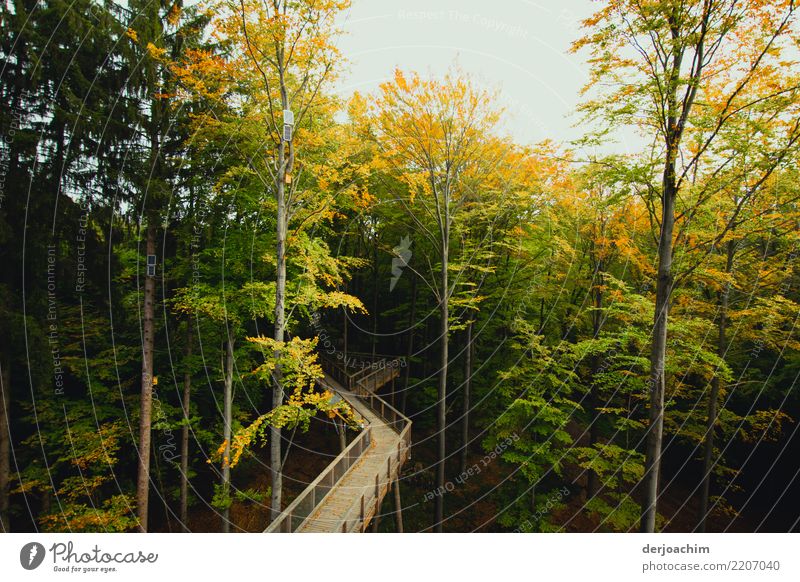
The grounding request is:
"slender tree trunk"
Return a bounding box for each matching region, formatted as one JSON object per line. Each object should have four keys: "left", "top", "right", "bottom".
{"left": 460, "top": 322, "right": 473, "bottom": 475}
{"left": 222, "top": 337, "right": 234, "bottom": 532}
{"left": 343, "top": 296, "right": 348, "bottom": 362}
{"left": 338, "top": 418, "right": 347, "bottom": 452}
{"left": 587, "top": 384, "right": 600, "bottom": 497}
{"left": 587, "top": 264, "right": 603, "bottom": 498}
{"left": 698, "top": 242, "right": 734, "bottom": 532}
{"left": 401, "top": 277, "right": 417, "bottom": 414}
{"left": 271, "top": 130, "right": 289, "bottom": 525}
{"left": 0, "top": 81, "right": 17, "bottom": 534}
{"left": 136, "top": 224, "right": 156, "bottom": 532}
{"left": 371, "top": 244, "right": 378, "bottom": 361}
{"left": 41, "top": 489, "right": 51, "bottom": 517}
{"left": 180, "top": 323, "right": 192, "bottom": 532}
{"left": 640, "top": 156, "right": 677, "bottom": 533}
{"left": 435, "top": 238, "right": 449, "bottom": 533}
{"left": 539, "top": 263, "right": 551, "bottom": 334}
{"left": 269, "top": 34, "right": 298, "bottom": 522}
{"left": 394, "top": 480, "right": 403, "bottom": 533}
{"left": 0, "top": 357, "right": 10, "bottom": 532}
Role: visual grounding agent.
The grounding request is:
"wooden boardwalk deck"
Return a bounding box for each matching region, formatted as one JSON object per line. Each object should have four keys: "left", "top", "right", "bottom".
{"left": 265, "top": 357, "right": 411, "bottom": 533}
{"left": 297, "top": 374, "right": 402, "bottom": 532}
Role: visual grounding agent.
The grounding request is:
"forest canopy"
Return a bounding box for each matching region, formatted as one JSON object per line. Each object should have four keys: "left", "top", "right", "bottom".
{"left": 1, "top": 0, "right": 799, "bottom": 534}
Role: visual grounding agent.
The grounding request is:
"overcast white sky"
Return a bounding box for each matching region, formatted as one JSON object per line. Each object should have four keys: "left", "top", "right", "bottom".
{"left": 335, "top": 0, "right": 611, "bottom": 149}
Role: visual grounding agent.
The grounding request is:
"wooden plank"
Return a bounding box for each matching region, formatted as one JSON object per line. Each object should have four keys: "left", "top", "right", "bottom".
{"left": 284, "top": 359, "right": 411, "bottom": 533}
{"left": 297, "top": 406, "right": 405, "bottom": 532}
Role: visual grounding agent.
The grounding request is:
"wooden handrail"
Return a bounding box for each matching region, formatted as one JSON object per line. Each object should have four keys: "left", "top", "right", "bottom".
{"left": 322, "top": 353, "right": 403, "bottom": 390}
{"left": 336, "top": 430, "right": 410, "bottom": 532}
{"left": 333, "top": 364, "right": 412, "bottom": 532}
{"left": 338, "top": 350, "right": 402, "bottom": 361}
{"left": 356, "top": 381, "right": 408, "bottom": 431}
{"left": 266, "top": 355, "right": 411, "bottom": 533}
{"left": 264, "top": 418, "right": 372, "bottom": 533}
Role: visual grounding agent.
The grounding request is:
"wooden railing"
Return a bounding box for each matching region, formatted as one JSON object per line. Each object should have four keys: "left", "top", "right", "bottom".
{"left": 337, "top": 433, "right": 410, "bottom": 532}
{"left": 324, "top": 357, "right": 354, "bottom": 389}
{"left": 264, "top": 423, "right": 372, "bottom": 533}
{"left": 335, "top": 360, "right": 411, "bottom": 532}
{"left": 336, "top": 387, "right": 411, "bottom": 533}
{"left": 264, "top": 355, "right": 411, "bottom": 533}
{"left": 322, "top": 352, "right": 404, "bottom": 391}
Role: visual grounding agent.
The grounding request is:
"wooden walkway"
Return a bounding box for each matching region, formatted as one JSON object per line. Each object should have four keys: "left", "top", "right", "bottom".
{"left": 265, "top": 356, "right": 411, "bottom": 533}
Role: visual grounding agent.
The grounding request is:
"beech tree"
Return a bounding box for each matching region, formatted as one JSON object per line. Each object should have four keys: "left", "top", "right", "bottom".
{"left": 181, "top": 0, "right": 352, "bottom": 521}
{"left": 360, "top": 69, "right": 509, "bottom": 531}
{"left": 574, "top": 0, "right": 800, "bottom": 532}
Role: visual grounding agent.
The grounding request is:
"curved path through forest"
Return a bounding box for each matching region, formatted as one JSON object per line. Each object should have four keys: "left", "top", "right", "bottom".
{"left": 265, "top": 357, "right": 410, "bottom": 533}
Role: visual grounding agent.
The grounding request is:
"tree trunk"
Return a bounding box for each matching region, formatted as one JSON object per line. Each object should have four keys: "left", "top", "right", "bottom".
{"left": 400, "top": 277, "right": 417, "bottom": 414}
{"left": 41, "top": 489, "right": 51, "bottom": 517}
{"left": 270, "top": 36, "right": 298, "bottom": 523}
{"left": 435, "top": 240, "right": 449, "bottom": 533}
{"left": 0, "top": 357, "right": 10, "bottom": 532}
{"left": 343, "top": 296, "right": 348, "bottom": 362}
{"left": 394, "top": 480, "right": 404, "bottom": 533}
{"left": 640, "top": 158, "right": 677, "bottom": 533}
{"left": 698, "top": 241, "right": 734, "bottom": 532}
{"left": 271, "top": 129, "right": 289, "bottom": 525}
{"left": 180, "top": 323, "right": 192, "bottom": 532}
{"left": 338, "top": 418, "right": 347, "bottom": 453}
{"left": 136, "top": 224, "right": 156, "bottom": 532}
{"left": 460, "top": 322, "right": 473, "bottom": 475}
{"left": 222, "top": 337, "right": 234, "bottom": 532}
{"left": 371, "top": 244, "right": 379, "bottom": 361}
{"left": 587, "top": 264, "right": 603, "bottom": 498}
